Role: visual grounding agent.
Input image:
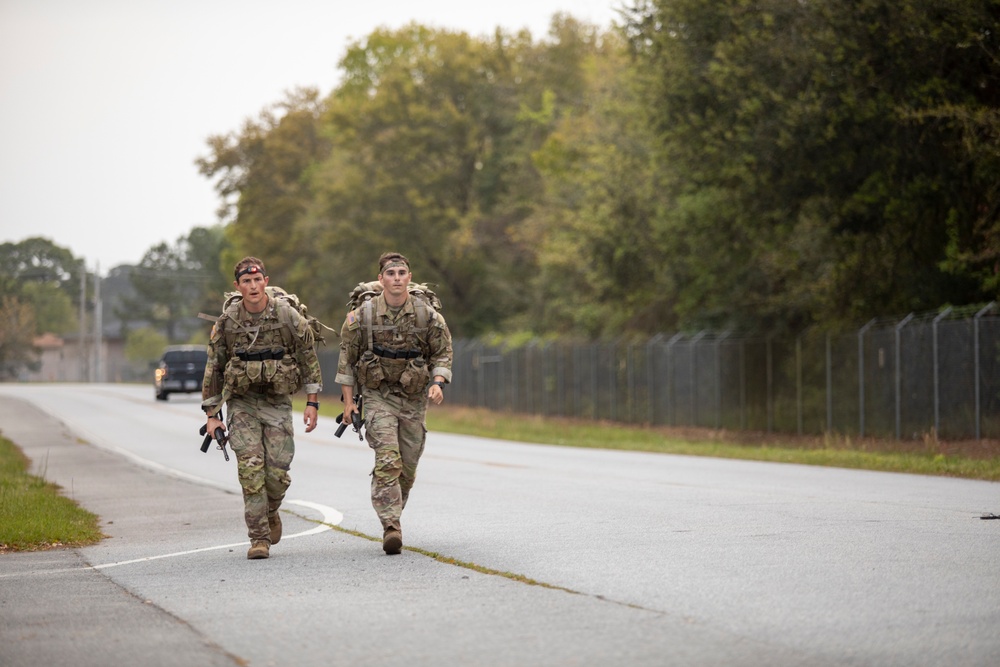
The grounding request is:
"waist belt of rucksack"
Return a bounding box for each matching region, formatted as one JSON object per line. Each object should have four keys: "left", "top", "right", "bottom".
{"left": 236, "top": 348, "right": 285, "bottom": 362}
{"left": 372, "top": 344, "right": 421, "bottom": 360}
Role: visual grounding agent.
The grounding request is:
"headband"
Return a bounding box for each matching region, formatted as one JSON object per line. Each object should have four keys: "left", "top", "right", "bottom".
{"left": 381, "top": 260, "right": 409, "bottom": 272}
{"left": 236, "top": 265, "right": 265, "bottom": 280}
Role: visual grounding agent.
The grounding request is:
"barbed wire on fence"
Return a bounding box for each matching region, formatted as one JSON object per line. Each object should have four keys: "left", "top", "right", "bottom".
{"left": 442, "top": 303, "right": 1000, "bottom": 441}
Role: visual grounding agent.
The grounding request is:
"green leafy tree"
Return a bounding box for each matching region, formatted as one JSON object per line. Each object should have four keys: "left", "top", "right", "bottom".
{"left": 526, "top": 26, "right": 669, "bottom": 337}
{"left": 197, "top": 89, "right": 329, "bottom": 288}
{"left": 20, "top": 282, "right": 75, "bottom": 334}
{"left": 310, "top": 18, "right": 616, "bottom": 336}
{"left": 624, "top": 0, "right": 1000, "bottom": 332}
{"left": 124, "top": 326, "right": 169, "bottom": 369}
{"left": 183, "top": 225, "right": 232, "bottom": 318}
{"left": 197, "top": 17, "right": 629, "bottom": 336}
{"left": 0, "top": 237, "right": 83, "bottom": 297}
{"left": 0, "top": 296, "right": 38, "bottom": 379}
{"left": 117, "top": 227, "right": 231, "bottom": 343}
{"left": 121, "top": 243, "right": 195, "bottom": 342}
{"left": 313, "top": 24, "right": 531, "bottom": 336}
{"left": 0, "top": 237, "right": 85, "bottom": 334}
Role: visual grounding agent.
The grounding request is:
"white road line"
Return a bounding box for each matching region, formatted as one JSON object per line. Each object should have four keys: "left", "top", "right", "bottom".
{"left": 0, "top": 500, "right": 342, "bottom": 579}
{"left": 88, "top": 499, "right": 342, "bottom": 570}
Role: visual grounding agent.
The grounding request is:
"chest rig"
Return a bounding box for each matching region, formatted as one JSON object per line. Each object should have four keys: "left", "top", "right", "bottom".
{"left": 355, "top": 295, "right": 433, "bottom": 395}
{"left": 220, "top": 301, "right": 300, "bottom": 395}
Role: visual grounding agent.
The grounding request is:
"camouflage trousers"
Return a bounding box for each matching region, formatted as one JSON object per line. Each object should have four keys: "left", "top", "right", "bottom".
{"left": 227, "top": 392, "right": 295, "bottom": 541}
{"left": 364, "top": 391, "right": 428, "bottom": 532}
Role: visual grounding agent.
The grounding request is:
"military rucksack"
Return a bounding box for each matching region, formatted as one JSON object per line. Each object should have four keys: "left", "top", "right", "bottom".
{"left": 346, "top": 280, "right": 442, "bottom": 329}
{"left": 201, "top": 285, "right": 333, "bottom": 349}
{"left": 346, "top": 280, "right": 442, "bottom": 353}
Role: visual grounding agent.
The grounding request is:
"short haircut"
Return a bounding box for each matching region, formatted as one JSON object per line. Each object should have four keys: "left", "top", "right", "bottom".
{"left": 234, "top": 256, "right": 266, "bottom": 280}
{"left": 378, "top": 252, "right": 410, "bottom": 273}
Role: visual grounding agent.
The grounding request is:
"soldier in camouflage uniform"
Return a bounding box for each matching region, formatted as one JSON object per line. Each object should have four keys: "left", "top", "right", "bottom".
{"left": 336, "top": 252, "right": 453, "bottom": 555}
{"left": 202, "top": 257, "right": 322, "bottom": 560}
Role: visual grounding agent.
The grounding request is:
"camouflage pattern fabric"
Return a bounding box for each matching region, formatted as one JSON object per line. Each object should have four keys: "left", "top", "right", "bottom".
{"left": 226, "top": 393, "right": 295, "bottom": 541}
{"left": 335, "top": 292, "right": 452, "bottom": 532}
{"left": 334, "top": 293, "right": 452, "bottom": 391}
{"left": 203, "top": 296, "right": 322, "bottom": 413}
{"left": 202, "top": 294, "right": 322, "bottom": 542}
{"left": 364, "top": 391, "right": 427, "bottom": 531}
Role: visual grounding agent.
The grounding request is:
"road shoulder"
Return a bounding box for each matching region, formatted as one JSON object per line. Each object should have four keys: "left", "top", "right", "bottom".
{"left": 0, "top": 395, "right": 241, "bottom": 667}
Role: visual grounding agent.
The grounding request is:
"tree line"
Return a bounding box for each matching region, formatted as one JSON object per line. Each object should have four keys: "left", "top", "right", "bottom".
{"left": 199, "top": 2, "right": 999, "bottom": 340}
{"left": 3, "top": 2, "right": 998, "bottom": 379}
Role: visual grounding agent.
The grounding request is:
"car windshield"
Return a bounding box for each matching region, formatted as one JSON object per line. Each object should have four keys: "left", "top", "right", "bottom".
{"left": 164, "top": 351, "right": 206, "bottom": 364}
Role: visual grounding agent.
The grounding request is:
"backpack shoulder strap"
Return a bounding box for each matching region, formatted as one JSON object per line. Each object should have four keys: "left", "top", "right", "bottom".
{"left": 361, "top": 296, "right": 374, "bottom": 353}
{"left": 220, "top": 301, "right": 242, "bottom": 350}
{"left": 414, "top": 299, "right": 428, "bottom": 330}
{"left": 272, "top": 296, "right": 297, "bottom": 349}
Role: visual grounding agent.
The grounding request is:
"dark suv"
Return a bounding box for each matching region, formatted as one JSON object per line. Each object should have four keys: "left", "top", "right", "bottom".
{"left": 154, "top": 345, "right": 208, "bottom": 401}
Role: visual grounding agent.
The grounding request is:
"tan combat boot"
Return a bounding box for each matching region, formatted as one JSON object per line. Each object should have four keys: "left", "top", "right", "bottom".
{"left": 382, "top": 527, "right": 402, "bottom": 555}
{"left": 247, "top": 539, "right": 270, "bottom": 559}
{"left": 269, "top": 512, "right": 282, "bottom": 545}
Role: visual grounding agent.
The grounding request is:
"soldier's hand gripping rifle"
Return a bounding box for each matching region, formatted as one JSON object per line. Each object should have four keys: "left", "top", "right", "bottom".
{"left": 335, "top": 393, "right": 364, "bottom": 440}
{"left": 199, "top": 411, "right": 230, "bottom": 461}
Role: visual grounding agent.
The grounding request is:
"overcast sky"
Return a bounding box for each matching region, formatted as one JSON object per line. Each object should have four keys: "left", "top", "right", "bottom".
{"left": 0, "top": 0, "right": 620, "bottom": 273}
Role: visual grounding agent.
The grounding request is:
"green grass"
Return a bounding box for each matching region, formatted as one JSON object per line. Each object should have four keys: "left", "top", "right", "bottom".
{"left": 422, "top": 405, "right": 1000, "bottom": 482}
{"left": 299, "top": 398, "right": 1000, "bottom": 481}
{"left": 0, "top": 435, "right": 104, "bottom": 553}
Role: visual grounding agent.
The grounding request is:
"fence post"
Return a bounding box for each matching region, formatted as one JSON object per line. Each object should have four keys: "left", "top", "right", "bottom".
{"left": 666, "top": 333, "right": 684, "bottom": 425}
{"left": 796, "top": 333, "right": 803, "bottom": 435}
{"left": 555, "top": 342, "right": 564, "bottom": 417}
{"left": 933, "top": 308, "right": 953, "bottom": 437}
{"left": 602, "top": 341, "right": 613, "bottom": 422}
{"left": 715, "top": 331, "right": 730, "bottom": 429}
{"left": 766, "top": 333, "right": 774, "bottom": 433}
{"left": 858, "top": 319, "right": 877, "bottom": 438}
{"left": 826, "top": 332, "right": 832, "bottom": 433}
{"left": 894, "top": 313, "right": 915, "bottom": 440}
{"left": 647, "top": 334, "right": 664, "bottom": 424}
{"left": 590, "top": 343, "right": 599, "bottom": 420}
{"left": 628, "top": 340, "right": 638, "bottom": 423}
{"left": 469, "top": 341, "right": 483, "bottom": 408}
{"left": 525, "top": 341, "right": 537, "bottom": 415}
{"left": 974, "top": 302, "right": 995, "bottom": 440}
{"left": 740, "top": 338, "right": 747, "bottom": 430}
{"left": 691, "top": 331, "right": 707, "bottom": 427}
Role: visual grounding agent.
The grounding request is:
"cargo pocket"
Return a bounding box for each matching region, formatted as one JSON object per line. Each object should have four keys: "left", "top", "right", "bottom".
{"left": 225, "top": 358, "right": 251, "bottom": 394}
{"left": 270, "top": 358, "right": 301, "bottom": 395}
{"left": 399, "top": 359, "right": 430, "bottom": 397}
{"left": 361, "top": 358, "right": 385, "bottom": 390}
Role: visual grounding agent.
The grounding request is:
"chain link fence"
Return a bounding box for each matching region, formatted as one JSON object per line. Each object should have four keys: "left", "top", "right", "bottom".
{"left": 438, "top": 304, "right": 1000, "bottom": 441}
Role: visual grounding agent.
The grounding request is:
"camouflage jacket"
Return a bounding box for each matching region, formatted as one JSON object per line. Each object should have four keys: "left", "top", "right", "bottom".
{"left": 202, "top": 296, "right": 322, "bottom": 412}
{"left": 335, "top": 293, "right": 452, "bottom": 397}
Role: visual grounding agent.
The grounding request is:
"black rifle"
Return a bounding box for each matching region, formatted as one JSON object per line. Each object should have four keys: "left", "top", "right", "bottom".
{"left": 199, "top": 411, "right": 230, "bottom": 461}
{"left": 335, "top": 394, "right": 364, "bottom": 440}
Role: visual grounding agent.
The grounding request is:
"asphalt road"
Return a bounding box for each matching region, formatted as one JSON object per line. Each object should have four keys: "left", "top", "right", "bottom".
{"left": 0, "top": 383, "right": 997, "bottom": 667}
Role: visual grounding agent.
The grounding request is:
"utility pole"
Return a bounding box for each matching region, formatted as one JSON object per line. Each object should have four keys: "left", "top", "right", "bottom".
{"left": 94, "top": 262, "right": 103, "bottom": 382}
{"left": 79, "top": 265, "right": 88, "bottom": 381}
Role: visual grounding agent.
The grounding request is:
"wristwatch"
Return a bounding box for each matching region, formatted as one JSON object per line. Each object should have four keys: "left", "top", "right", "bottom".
{"left": 431, "top": 380, "right": 446, "bottom": 389}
